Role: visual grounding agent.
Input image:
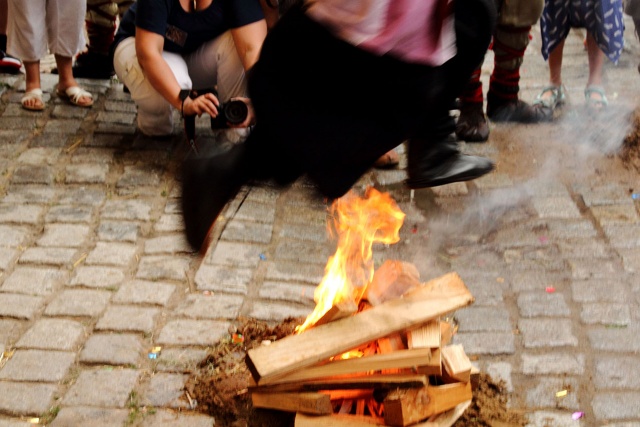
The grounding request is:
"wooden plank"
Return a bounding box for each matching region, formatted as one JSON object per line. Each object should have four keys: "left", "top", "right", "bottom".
{"left": 377, "top": 335, "right": 406, "bottom": 353}
{"left": 259, "top": 348, "right": 433, "bottom": 385}
{"left": 383, "top": 382, "right": 472, "bottom": 427}
{"left": 441, "top": 344, "right": 472, "bottom": 383}
{"left": 314, "top": 299, "right": 359, "bottom": 327}
{"left": 251, "top": 374, "right": 427, "bottom": 393}
{"left": 416, "top": 347, "right": 442, "bottom": 376}
{"left": 365, "top": 260, "right": 421, "bottom": 305}
{"left": 247, "top": 272, "right": 473, "bottom": 384}
{"left": 295, "top": 413, "right": 384, "bottom": 427}
{"left": 408, "top": 320, "right": 440, "bottom": 349}
{"left": 323, "top": 389, "right": 373, "bottom": 401}
{"left": 440, "top": 321, "right": 454, "bottom": 346}
{"left": 251, "top": 392, "right": 332, "bottom": 415}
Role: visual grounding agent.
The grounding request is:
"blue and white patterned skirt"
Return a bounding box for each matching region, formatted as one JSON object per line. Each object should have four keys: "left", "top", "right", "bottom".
{"left": 540, "top": 0, "right": 625, "bottom": 63}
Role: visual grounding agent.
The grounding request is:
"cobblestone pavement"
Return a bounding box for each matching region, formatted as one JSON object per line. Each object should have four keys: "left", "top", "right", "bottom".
{"left": 1, "top": 21, "right": 640, "bottom": 427}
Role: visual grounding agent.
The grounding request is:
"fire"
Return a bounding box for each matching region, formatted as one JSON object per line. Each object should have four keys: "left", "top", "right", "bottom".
{"left": 296, "top": 188, "right": 405, "bottom": 333}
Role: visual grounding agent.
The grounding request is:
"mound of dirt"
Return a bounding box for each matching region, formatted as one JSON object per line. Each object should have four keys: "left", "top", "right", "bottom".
{"left": 187, "top": 318, "right": 527, "bottom": 427}
{"left": 621, "top": 107, "right": 640, "bottom": 172}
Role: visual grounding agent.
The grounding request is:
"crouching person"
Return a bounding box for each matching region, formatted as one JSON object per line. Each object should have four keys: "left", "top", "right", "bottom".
{"left": 111, "top": 0, "right": 266, "bottom": 136}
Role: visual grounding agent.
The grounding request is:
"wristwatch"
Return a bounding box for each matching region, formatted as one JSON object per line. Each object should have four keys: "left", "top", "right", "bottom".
{"left": 179, "top": 89, "right": 191, "bottom": 117}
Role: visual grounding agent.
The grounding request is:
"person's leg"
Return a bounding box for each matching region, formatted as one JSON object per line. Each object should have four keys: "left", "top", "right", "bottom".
{"left": 113, "top": 37, "right": 191, "bottom": 135}
{"left": 0, "top": 0, "right": 22, "bottom": 73}
{"left": 534, "top": 38, "right": 565, "bottom": 107}
{"left": 584, "top": 31, "right": 607, "bottom": 107}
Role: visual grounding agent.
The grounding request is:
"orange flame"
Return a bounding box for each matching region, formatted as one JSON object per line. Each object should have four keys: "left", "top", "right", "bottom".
{"left": 296, "top": 188, "right": 405, "bottom": 333}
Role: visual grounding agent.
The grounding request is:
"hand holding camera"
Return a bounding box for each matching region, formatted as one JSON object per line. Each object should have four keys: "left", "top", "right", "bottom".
{"left": 183, "top": 88, "right": 253, "bottom": 129}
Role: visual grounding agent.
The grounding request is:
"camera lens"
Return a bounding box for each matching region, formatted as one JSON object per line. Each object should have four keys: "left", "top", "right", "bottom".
{"left": 224, "top": 100, "right": 249, "bottom": 124}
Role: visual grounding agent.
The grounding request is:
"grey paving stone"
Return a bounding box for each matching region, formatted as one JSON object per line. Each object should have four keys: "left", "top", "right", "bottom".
{"left": 0, "top": 382, "right": 58, "bottom": 416}
{"left": 221, "top": 220, "right": 274, "bottom": 244}
{"left": 105, "top": 100, "right": 136, "bottom": 113}
{"left": 0, "top": 267, "right": 67, "bottom": 296}
{"left": 70, "top": 266, "right": 125, "bottom": 289}
{"left": 113, "top": 280, "right": 176, "bottom": 306}
{"left": 43, "top": 119, "right": 82, "bottom": 134}
{"left": 51, "top": 104, "right": 90, "bottom": 119}
{"left": 577, "top": 183, "right": 634, "bottom": 207}
{"left": 44, "top": 289, "right": 112, "bottom": 317}
{"left": 57, "top": 187, "right": 106, "bottom": 205}
{"left": 474, "top": 172, "right": 514, "bottom": 190}
{"left": 595, "top": 356, "right": 640, "bottom": 389}
{"left": 96, "top": 111, "right": 135, "bottom": 125}
{"left": 264, "top": 261, "right": 325, "bottom": 285}
{"left": 139, "top": 409, "right": 215, "bottom": 427}
{"left": 603, "top": 224, "right": 640, "bottom": 249}
{"left": 1, "top": 186, "right": 57, "bottom": 205}
{"left": 0, "top": 349, "right": 75, "bottom": 381}
{"left": 592, "top": 392, "right": 640, "bottom": 421}
{"left": 619, "top": 248, "right": 640, "bottom": 273}
{"left": 139, "top": 373, "right": 189, "bottom": 408}
{"left": 526, "top": 411, "right": 586, "bottom": 427}
{"left": 0, "top": 319, "right": 23, "bottom": 346}
{"left": 589, "top": 326, "right": 640, "bottom": 352}
{"left": 545, "top": 219, "right": 598, "bottom": 239}
{"left": 274, "top": 240, "right": 333, "bottom": 265}
{"left": 234, "top": 200, "right": 276, "bottom": 224}
{"left": 0, "top": 418, "right": 33, "bottom": 427}
{"left": 0, "top": 204, "right": 43, "bottom": 225}
{"left": 97, "top": 221, "right": 139, "bottom": 242}
{"left": 453, "top": 332, "right": 515, "bottom": 355}
{"left": 456, "top": 307, "right": 512, "bottom": 332}
{"left": 517, "top": 292, "right": 571, "bottom": 317}
{"left": 0, "top": 248, "right": 18, "bottom": 270}
{"left": 532, "top": 196, "right": 581, "bottom": 219}
{"left": 519, "top": 319, "right": 578, "bottom": 348}
{"left": 173, "top": 294, "right": 243, "bottom": 320}
{"left": 154, "top": 214, "right": 183, "bottom": 233}
{"left": 45, "top": 205, "right": 94, "bottom": 223}
{"left": 153, "top": 348, "right": 209, "bottom": 373}
{"left": 258, "top": 281, "right": 316, "bottom": 305}
{"left": 65, "top": 164, "right": 109, "bottom": 184}
{"left": 194, "top": 264, "right": 253, "bottom": 295}
{"left": 136, "top": 255, "right": 192, "bottom": 281}
{"left": 16, "top": 147, "right": 61, "bottom": 165}
{"left": 205, "top": 241, "right": 266, "bottom": 269}
{"left": 95, "top": 305, "right": 160, "bottom": 333}
{"left": 591, "top": 204, "right": 640, "bottom": 225}
{"left": 521, "top": 353, "right": 585, "bottom": 376}
{"left": 37, "top": 224, "right": 91, "bottom": 247}
{"left": 558, "top": 238, "right": 616, "bottom": 259}
{"left": 0, "top": 294, "right": 44, "bottom": 319}
{"left": 116, "top": 165, "right": 163, "bottom": 188}
{"left": 86, "top": 241, "right": 138, "bottom": 267}
{"left": 79, "top": 334, "right": 143, "bottom": 366}
{"left": 49, "top": 407, "right": 129, "bottom": 427}
{"left": 144, "top": 235, "right": 191, "bottom": 254}
{"left": 157, "top": 319, "right": 230, "bottom": 346}
{"left": 62, "top": 369, "right": 140, "bottom": 407}
{"left": 525, "top": 377, "right": 580, "bottom": 410}
{"left": 0, "top": 225, "right": 29, "bottom": 247}
{"left": 277, "top": 223, "right": 328, "bottom": 243}
{"left": 567, "top": 258, "right": 623, "bottom": 279}
{"left": 10, "top": 165, "right": 54, "bottom": 185}
{"left": 101, "top": 199, "right": 152, "bottom": 221}
{"left": 16, "top": 318, "right": 85, "bottom": 350}
{"left": 581, "top": 303, "right": 631, "bottom": 326}
{"left": 571, "top": 278, "right": 632, "bottom": 303}
{"left": 457, "top": 275, "right": 506, "bottom": 306}
{"left": 249, "top": 300, "right": 312, "bottom": 322}
{"left": 18, "top": 247, "right": 77, "bottom": 266}
{"left": 483, "top": 361, "right": 513, "bottom": 392}
{"left": 28, "top": 132, "right": 69, "bottom": 148}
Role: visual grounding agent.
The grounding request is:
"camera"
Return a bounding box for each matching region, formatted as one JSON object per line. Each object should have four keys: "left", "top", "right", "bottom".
{"left": 210, "top": 99, "right": 249, "bottom": 129}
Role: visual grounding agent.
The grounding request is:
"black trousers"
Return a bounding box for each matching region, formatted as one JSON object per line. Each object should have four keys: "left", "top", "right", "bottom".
{"left": 244, "top": 0, "right": 496, "bottom": 199}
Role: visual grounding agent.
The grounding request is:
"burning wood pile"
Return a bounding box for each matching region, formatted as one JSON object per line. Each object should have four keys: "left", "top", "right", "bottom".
{"left": 245, "top": 189, "right": 477, "bottom": 426}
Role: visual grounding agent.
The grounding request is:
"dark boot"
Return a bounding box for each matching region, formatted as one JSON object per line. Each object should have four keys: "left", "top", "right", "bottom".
{"left": 456, "top": 102, "right": 489, "bottom": 142}
{"left": 181, "top": 144, "right": 250, "bottom": 253}
{"left": 406, "top": 134, "right": 494, "bottom": 189}
{"left": 486, "top": 97, "right": 552, "bottom": 123}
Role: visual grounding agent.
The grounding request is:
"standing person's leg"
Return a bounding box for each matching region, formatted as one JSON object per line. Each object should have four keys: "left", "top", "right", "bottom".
{"left": 113, "top": 37, "right": 192, "bottom": 135}
{"left": 584, "top": 32, "right": 607, "bottom": 107}
{"left": 533, "top": 38, "right": 566, "bottom": 108}
{"left": 0, "top": 0, "right": 22, "bottom": 73}
{"left": 8, "top": 0, "right": 47, "bottom": 109}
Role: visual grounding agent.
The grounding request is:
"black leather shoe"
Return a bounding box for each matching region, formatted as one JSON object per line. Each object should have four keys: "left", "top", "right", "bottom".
{"left": 486, "top": 99, "right": 552, "bottom": 123}
{"left": 181, "top": 144, "right": 249, "bottom": 253}
{"left": 456, "top": 103, "right": 489, "bottom": 142}
{"left": 407, "top": 134, "right": 494, "bottom": 189}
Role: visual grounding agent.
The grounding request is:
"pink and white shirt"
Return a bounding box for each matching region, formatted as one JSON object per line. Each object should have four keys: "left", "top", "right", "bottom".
{"left": 306, "top": 0, "right": 456, "bottom": 66}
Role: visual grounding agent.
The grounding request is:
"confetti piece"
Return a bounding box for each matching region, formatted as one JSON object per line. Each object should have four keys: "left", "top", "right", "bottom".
{"left": 496, "top": 277, "right": 505, "bottom": 283}
{"left": 411, "top": 225, "right": 418, "bottom": 234}
{"left": 545, "top": 286, "right": 556, "bottom": 293}
{"left": 259, "top": 254, "right": 267, "bottom": 260}
{"left": 202, "top": 290, "right": 212, "bottom": 296}
{"left": 151, "top": 347, "right": 162, "bottom": 353}
{"left": 556, "top": 390, "right": 568, "bottom": 397}
{"left": 148, "top": 353, "right": 158, "bottom": 359}
{"left": 539, "top": 236, "right": 549, "bottom": 243}
{"left": 28, "top": 418, "right": 40, "bottom": 424}
{"left": 572, "top": 412, "right": 584, "bottom": 420}
{"left": 232, "top": 333, "right": 245, "bottom": 344}
{"left": 632, "top": 193, "right": 639, "bottom": 200}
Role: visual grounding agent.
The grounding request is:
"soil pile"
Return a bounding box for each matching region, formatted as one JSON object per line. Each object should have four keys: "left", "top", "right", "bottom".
{"left": 187, "top": 318, "right": 527, "bottom": 427}
{"left": 622, "top": 107, "right": 640, "bottom": 172}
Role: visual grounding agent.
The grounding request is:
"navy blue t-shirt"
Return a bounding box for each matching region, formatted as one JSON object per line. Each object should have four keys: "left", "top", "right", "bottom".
{"left": 113, "top": 0, "right": 264, "bottom": 55}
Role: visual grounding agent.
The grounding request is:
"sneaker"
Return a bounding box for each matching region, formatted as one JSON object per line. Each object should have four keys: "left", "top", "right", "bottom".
{"left": 406, "top": 152, "right": 494, "bottom": 188}
{"left": 0, "top": 50, "right": 22, "bottom": 74}
{"left": 456, "top": 103, "right": 490, "bottom": 142}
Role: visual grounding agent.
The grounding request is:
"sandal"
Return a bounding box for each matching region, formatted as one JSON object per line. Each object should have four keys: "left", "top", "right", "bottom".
{"left": 21, "top": 88, "right": 45, "bottom": 111}
{"left": 584, "top": 85, "right": 608, "bottom": 109}
{"left": 533, "top": 85, "right": 566, "bottom": 110}
{"left": 56, "top": 86, "right": 94, "bottom": 108}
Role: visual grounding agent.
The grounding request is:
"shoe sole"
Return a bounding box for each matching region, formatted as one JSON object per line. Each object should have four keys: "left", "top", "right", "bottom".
{"left": 406, "top": 162, "right": 494, "bottom": 189}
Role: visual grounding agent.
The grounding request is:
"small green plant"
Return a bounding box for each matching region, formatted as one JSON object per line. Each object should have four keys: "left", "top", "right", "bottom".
{"left": 40, "top": 405, "right": 61, "bottom": 425}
